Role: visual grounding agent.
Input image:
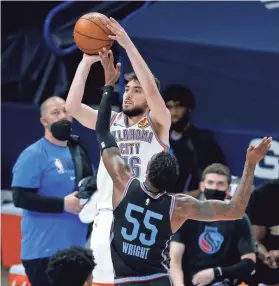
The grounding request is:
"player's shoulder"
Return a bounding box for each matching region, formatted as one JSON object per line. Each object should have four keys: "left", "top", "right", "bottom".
{"left": 20, "top": 138, "right": 46, "bottom": 158}
{"left": 148, "top": 110, "right": 171, "bottom": 127}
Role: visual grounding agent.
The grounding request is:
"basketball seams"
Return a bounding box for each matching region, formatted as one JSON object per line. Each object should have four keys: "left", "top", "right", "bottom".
{"left": 80, "top": 44, "right": 112, "bottom": 52}
{"left": 74, "top": 30, "right": 112, "bottom": 42}
{"left": 74, "top": 12, "right": 113, "bottom": 54}
{"left": 80, "top": 17, "right": 111, "bottom": 36}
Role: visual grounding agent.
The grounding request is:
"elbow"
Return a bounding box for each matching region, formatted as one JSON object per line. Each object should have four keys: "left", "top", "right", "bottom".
{"left": 65, "top": 98, "right": 82, "bottom": 116}
{"left": 229, "top": 202, "right": 245, "bottom": 220}
{"left": 232, "top": 210, "right": 245, "bottom": 220}
{"left": 13, "top": 199, "right": 20, "bottom": 208}
{"left": 235, "top": 213, "right": 245, "bottom": 220}
{"left": 65, "top": 101, "right": 77, "bottom": 115}
{"left": 12, "top": 190, "right": 22, "bottom": 208}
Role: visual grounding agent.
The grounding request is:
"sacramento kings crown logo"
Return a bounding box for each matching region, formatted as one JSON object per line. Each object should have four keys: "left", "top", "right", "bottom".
{"left": 198, "top": 226, "right": 224, "bottom": 255}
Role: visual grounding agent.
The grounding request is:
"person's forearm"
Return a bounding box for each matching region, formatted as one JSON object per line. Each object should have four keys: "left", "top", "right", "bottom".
{"left": 96, "top": 86, "right": 114, "bottom": 135}
{"left": 257, "top": 242, "right": 269, "bottom": 262}
{"left": 125, "top": 41, "right": 159, "bottom": 96}
{"left": 96, "top": 86, "right": 118, "bottom": 155}
{"left": 229, "top": 161, "right": 256, "bottom": 218}
{"left": 65, "top": 60, "right": 91, "bottom": 115}
{"left": 170, "top": 266, "right": 185, "bottom": 286}
{"left": 214, "top": 258, "right": 255, "bottom": 280}
{"left": 13, "top": 187, "right": 64, "bottom": 213}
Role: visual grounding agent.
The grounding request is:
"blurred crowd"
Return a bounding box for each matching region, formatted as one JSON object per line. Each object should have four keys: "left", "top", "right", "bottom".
{"left": 162, "top": 84, "right": 279, "bottom": 286}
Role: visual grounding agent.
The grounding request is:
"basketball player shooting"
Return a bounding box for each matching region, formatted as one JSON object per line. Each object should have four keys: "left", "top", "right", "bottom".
{"left": 66, "top": 17, "right": 171, "bottom": 284}
{"left": 95, "top": 79, "right": 272, "bottom": 285}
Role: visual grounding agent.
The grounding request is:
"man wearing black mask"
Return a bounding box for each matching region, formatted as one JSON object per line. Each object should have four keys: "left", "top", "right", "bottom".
{"left": 12, "top": 96, "right": 94, "bottom": 286}
{"left": 170, "top": 163, "right": 256, "bottom": 286}
{"left": 163, "top": 85, "right": 226, "bottom": 193}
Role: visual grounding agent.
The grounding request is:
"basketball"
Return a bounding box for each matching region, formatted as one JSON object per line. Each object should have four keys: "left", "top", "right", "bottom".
{"left": 73, "top": 12, "right": 114, "bottom": 54}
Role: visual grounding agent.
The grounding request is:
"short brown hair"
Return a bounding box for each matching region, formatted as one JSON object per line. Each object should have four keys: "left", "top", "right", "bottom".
{"left": 40, "top": 96, "right": 64, "bottom": 117}
{"left": 124, "top": 72, "right": 160, "bottom": 91}
{"left": 202, "top": 163, "right": 231, "bottom": 184}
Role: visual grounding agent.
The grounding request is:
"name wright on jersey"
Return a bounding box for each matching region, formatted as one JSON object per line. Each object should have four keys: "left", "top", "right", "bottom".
{"left": 122, "top": 242, "right": 150, "bottom": 260}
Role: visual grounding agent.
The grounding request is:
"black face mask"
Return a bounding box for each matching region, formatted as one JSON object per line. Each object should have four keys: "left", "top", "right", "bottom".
{"left": 204, "top": 189, "right": 227, "bottom": 201}
{"left": 50, "top": 120, "right": 72, "bottom": 141}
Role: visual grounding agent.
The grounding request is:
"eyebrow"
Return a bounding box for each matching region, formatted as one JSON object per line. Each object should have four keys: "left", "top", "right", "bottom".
{"left": 50, "top": 108, "right": 61, "bottom": 113}
{"left": 125, "top": 85, "right": 142, "bottom": 89}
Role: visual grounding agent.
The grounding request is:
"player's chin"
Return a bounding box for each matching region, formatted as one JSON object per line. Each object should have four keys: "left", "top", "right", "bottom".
{"left": 123, "top": 105, "right": 133, "bottom": 112}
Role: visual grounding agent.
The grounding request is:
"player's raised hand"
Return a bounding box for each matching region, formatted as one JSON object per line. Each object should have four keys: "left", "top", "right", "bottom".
{"left": 82, "top": 53, "right": 101, "bottom": 65}
{"left": 246, "top": 137, "right": 272, "bottom": 165}
{"left": 99, "top": 48, "right": 121, "bottom": 86}
{"left": 106, "top": 17, "right": 133, "bottom": 49}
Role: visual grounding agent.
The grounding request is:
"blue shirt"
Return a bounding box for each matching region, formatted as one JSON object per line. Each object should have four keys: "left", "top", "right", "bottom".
{"left": 12, "top": 138, "right": 87, "bottom": 260}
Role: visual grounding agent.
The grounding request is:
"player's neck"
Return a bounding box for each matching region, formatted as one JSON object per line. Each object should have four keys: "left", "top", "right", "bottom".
{"left": 143, "top": 180, "right": 160, "bottom": 195}
{"left": 125, "top": 112, "right": 148, "bottom": 127}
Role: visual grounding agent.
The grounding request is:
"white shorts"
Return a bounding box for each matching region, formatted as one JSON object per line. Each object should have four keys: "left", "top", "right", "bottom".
{"left": 79, "top": 191, "right": 99, "bottom": 223}
{"left": 90, "top": 209, "right": 114, "bottom": 284}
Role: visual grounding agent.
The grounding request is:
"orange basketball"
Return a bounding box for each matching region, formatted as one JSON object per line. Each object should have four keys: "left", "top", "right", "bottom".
{"left": 73, "top": 12, "right": 114, "bottom": 54}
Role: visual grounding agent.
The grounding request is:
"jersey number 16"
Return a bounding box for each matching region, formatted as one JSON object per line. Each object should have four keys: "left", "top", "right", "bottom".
{"left": 121, "top": 203, "right": 163, "bottom": 247}
{"left": 122, "top": 156, "right": 141, "bottom": 178}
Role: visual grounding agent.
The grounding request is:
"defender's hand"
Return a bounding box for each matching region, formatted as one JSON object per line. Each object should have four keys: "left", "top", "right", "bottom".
{"left": 246, "top": 137, "right": 272, "bottom": 166}
{"left": 99, "top": 48, "right": 121, "bottom": 86}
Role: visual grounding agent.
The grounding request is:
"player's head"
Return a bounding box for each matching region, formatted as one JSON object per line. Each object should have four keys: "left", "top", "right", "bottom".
{"left": 163, "top": 85, "right": 195, "bottom": 130}
{"left": 200, "top": 163, "right": 231, "bottom": 200}
{"left": 122, "top": 72, "right": 160, "bottom": 117}
{"left": 40, "top": 96, "right": 73, "bottom": 141}
{"left": 146, "top": 151, "right": 179, "bottom": 192}
{"left": 47, "top": 246, "right": 96, "bottom": 286}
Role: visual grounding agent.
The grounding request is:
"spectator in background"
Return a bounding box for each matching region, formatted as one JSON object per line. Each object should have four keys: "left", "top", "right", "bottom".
{"left": 246, "top": 179, "right": 279, "bottom": 286}
{"left": 47, "top": 246, "right": 96, "bottom": 286}
{"left": 170, "top": 163, "right": 256, "bottom": 286}
{"left": 163, "top": 85, "right": 226, "bottom": 193}
{"left": 12, "top": 96, "right": 94, "bottom": 286}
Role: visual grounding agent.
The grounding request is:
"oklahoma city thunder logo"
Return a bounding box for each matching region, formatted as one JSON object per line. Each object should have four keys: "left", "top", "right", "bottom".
{"left": 198, "top": 226, "right": 224, "bottom": 254}
{"left": 138, "top": 118, "right": 149, "bottom": 128}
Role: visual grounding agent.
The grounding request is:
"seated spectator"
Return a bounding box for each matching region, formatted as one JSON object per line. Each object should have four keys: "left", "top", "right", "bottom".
{"left": 163, "top": 85, "right": 226, "bottom": 193}
{"left": 246, "top": 179, "right": 279, "bottom": 286}
{"left": 170, "top": 163, "right": 256, "bottom": 286}
{"left": 47, "top": 246, "right": 96, "bottom": 286}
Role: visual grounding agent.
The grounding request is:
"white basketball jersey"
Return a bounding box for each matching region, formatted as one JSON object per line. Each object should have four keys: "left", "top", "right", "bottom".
{"left": 96, "top": 112, "right": 168, "bottom": 210}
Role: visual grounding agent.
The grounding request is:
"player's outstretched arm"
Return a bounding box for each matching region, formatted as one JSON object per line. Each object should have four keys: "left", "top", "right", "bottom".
{"left": 175, "top": 137, "right": 272, "bottom": 222}
{"left": 65, "top": 54, "right": 100, "bottom": 130}
{"left": 95, "top": 80, "right": 131, "bottom": 205}
{"left": 106, "top": 18, "right": 171, "bottom": 128}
